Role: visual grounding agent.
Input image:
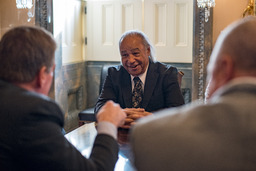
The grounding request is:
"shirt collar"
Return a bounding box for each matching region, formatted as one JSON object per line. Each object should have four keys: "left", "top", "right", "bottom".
{"left": 211, "top": 77, "right": 256, "bottom": 101}
{"left": 130, "top": 64, "right": 149, "bottom": 86}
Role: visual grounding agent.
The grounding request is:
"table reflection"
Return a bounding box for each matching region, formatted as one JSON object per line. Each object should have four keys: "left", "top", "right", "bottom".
{"left": 116, "top": 128, "right": 135, "bottom": 171}
{"left": 65, "top": 123, "right": 136, "bottom": 171}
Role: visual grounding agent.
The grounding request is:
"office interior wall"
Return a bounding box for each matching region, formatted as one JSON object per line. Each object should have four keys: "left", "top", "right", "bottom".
{"left": 213, "top": 0, "right": 248, "bottom": 45}
{"left": 0, "top": 0, "right": 35, "bottom": 38}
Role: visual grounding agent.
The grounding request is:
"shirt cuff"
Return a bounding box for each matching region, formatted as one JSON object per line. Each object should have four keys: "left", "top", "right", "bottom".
{"left": 97, "top": 121, "right": 117, "bottom": 140}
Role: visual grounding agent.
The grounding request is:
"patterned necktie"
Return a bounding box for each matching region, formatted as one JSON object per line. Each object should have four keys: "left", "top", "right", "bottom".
{"left": 132, "top": 77, "right": 143, "bottom": 108}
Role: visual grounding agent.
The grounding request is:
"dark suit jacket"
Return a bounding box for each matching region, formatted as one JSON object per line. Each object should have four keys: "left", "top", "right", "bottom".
{"left": 0, "top": 79, "right": 118, "bottom": 171}
{"left": 95, "top": 61, "right": 184, "bottom": 114}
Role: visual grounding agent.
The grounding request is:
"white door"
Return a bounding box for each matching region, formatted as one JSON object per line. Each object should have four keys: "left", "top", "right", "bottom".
{"left": 144, "top": 0, "right": 193, "bottom": 63}
{"left": 53, "top": 0, "right": 86, "bottom": 64}
{"left": 86, "top": 0, "right": 142, "bottom": 61}
{"left": 87, "top": 0, "right": 193, "bottom": 63}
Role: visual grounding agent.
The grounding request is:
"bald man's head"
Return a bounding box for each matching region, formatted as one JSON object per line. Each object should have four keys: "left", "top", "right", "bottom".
{"left": 223, "top": 16, "right": 256, "bottom": 73}
{"left": 206, "top": 16, "right": 256, "bottom": 99}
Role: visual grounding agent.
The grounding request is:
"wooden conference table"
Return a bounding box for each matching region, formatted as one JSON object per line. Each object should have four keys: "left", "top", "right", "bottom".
{"left": 65, "top": 123, "right": 136, "bottom": 171}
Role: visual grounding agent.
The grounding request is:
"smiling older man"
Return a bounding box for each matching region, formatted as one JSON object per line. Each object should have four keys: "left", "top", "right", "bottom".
{"left": 95, "top": 30, "right": 184, "bottom": 128}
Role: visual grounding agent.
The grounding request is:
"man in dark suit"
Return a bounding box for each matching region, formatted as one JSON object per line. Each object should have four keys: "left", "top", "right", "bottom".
{"left": 131, "top": 16, "right": 256, "bottom": 170}
{"left": 95, "top": 30, "right": 184, "bottom": 128}
{"left": 0, "top": 26, "right": 126, "bottom": 170}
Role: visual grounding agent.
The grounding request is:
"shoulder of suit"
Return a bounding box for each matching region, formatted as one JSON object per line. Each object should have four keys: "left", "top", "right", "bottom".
{"left": 150, "top": 61, "right": 177, "bottom": 73}
{"left": 108, "top": 65, "right": 127, "bottom": 74}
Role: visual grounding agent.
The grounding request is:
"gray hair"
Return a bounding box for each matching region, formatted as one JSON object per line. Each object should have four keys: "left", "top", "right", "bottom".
{"left": 119, "top": 30, "right": 156, "bottom": 62}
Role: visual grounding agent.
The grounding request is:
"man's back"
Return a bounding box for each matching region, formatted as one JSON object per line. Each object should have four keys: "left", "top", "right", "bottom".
{"left": 131, "top": 80, "right": 256, "bottom": 171}
{"left": 0, "top": 79, "right": 65, "bottom": 170}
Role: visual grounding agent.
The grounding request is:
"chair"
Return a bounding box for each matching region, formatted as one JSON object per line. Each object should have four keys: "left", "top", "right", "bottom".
{"left": 78, "top": 65, "right": 110, "bottom": 125}
{"left": 177, "top": 71, "right": 191, "bottom": 103}
{"left": 177, "top": 70, "right": 184, "bottom": 87}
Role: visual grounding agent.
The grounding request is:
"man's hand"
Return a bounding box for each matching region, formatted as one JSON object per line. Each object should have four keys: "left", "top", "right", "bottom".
{"left": 97, "top": 101, "right": 127, "bottom": 127}
{"left": 120, "top": 108, "right": 152, "bottom": 129}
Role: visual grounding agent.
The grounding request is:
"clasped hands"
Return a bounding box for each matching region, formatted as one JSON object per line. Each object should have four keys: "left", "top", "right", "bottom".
{"left": 120, "top": 108, "right": 152, "bottom": 129}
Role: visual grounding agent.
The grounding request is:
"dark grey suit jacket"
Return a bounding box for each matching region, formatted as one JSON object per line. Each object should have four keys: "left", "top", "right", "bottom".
{"left": 95, "top": 61, "right": 184, "bottom": 114}
{"left": 0, "top": 79, "right": 118, "bottom": 171}
{"left": 131, "top": 80, "right": 256, "bottom": 171}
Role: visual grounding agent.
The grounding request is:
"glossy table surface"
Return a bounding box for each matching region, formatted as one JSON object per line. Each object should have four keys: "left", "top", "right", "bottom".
{"left": 65, "top": 123, "right": 136, "bottom": 171}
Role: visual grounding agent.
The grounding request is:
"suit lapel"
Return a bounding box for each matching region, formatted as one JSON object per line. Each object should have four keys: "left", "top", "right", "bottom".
{"left": 142, "top": 63, "right": 159, "bottom": 109}
{"left": 121, "top": 68, "right": 133, "bottom": 108}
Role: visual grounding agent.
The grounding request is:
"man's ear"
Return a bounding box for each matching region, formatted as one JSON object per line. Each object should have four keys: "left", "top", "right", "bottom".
{"left": 219, "top": 55, "right": 234, "bottom": 82}
{"left": 36, "top": 66, "right": 48, "bottom": 88}
{"left": 147, "top": 46, "right": 151, "bottom": 56}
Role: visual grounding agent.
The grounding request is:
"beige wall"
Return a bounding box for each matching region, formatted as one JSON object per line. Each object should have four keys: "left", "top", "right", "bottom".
{"left": 213, "top": 0, "right": 249, "bottom": 45}
{"left": 0, "top": 0, "right": 35, "bottom": 38}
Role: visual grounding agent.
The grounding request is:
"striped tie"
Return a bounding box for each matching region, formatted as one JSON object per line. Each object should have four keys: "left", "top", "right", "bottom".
{"left": 132, "top": 77, "right": 143, "bottom": 108}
